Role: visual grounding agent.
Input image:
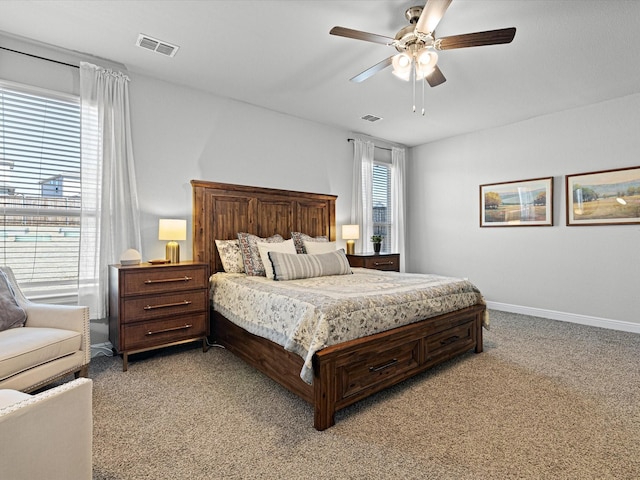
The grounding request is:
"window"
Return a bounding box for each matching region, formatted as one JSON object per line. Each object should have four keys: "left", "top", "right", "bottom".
{"left": 372, "top": 162, "right": 392, "bottom": 252}
{"left": 0, "top": 81, "right": 81, "bottom": 303}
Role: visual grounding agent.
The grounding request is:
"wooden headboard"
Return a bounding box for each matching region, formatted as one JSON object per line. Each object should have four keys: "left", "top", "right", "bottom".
{"left": 191, "top": 180, "right": 337, "bottom": 274}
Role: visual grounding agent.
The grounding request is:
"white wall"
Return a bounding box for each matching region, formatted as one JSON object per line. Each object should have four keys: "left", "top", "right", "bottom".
{"left": 407, "top": 95, "right": 640, "bottom": 327}
{"left": 128, "top": 74, "right": 353, "bottom": 261}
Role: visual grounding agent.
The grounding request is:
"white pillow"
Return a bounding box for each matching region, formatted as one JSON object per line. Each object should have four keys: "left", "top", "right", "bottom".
{"left": 256, "top": 239, "right": 296, "bottom": 279}
{"left": 215, "top": 239, "right": 244, "bottom": 273}
{"left": 303, "top": 240, "right": 337, "bottom": 255}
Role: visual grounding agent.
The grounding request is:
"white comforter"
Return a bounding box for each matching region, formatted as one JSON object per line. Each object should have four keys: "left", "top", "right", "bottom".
{"left": 210, "top": 268, "right": 486, "bottom": 384}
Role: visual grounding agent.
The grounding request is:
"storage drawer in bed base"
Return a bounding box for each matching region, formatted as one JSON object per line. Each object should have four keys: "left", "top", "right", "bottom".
{"left": 338, "top": 338, "right": 421, "bottom": 399}
{"left": 334, "top": 319, "right": 475, "bottom": 404}
{"left": 314, "top": 305, "right": 484, "bottom": 426}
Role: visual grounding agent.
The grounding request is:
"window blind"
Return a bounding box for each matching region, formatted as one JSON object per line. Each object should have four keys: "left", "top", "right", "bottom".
{"left": 373, "top": 163, "right": 392, "bottom": 252}
{"left": 0, "top": 81, "right": 81, "bottom": 302}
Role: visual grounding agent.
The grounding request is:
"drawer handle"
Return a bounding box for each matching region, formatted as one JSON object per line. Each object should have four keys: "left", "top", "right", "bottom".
{"left": 369, "top": 358, "right": 398, "bottom": 372}
{"left": 146, "top": 324, "right": 192, "bottom": 336}
{"left": 373, "top": 261, "right": 394, "bottom": 266}
{"left": 144, "top": 300, "right": 192, "bottom": 310}
{"left": 144, "top": 276, "right": 193, "bottom": 285}
{"left": 440, "top": 335, "right": 460, "bottom": 346}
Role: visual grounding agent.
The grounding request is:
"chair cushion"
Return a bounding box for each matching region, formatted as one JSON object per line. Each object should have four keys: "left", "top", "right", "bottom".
{"left": 0, "top": 327, "right": 82, "bottom": 382}
{"left": 0, "top": 389, "right": 31, "bottom": 409}
{"left": 0, "top": 271, "right": 26, "bottom": 332}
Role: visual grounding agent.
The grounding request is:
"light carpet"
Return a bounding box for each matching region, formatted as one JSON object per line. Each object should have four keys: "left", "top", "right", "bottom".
{"left": 87, "top": 310, "right": 640, "bottom": 479}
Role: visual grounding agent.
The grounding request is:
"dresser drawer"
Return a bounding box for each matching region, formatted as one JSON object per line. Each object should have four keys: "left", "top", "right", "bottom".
{"left": 424, "top": 320, "right": 475, "bottom": 366}
{"left": 121, "top": 313, "right": 207, "bottom": 350}
{"left": 121, "top": 290, "right": 208, "bottom": 323}
{"left": 120, "top": 265, "right": 207, "bottom": 296}
{"left": 347, "top": 254, "right": 400, "bottom": 272}
{"left": 338, "top": 338, "right": 420, "bottom": 399}
{"left": 363, "top": 256, "right": 398, "bottom": 271}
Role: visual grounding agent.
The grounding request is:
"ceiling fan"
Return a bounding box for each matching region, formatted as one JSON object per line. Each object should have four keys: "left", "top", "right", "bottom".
{"left": 330, "top": 0, "right": 516, "bottom": 95}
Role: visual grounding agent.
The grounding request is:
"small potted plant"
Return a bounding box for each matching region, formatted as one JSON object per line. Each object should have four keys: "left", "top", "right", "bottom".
{"left": 371, "top": 235, "right": 383, "bottom": 253}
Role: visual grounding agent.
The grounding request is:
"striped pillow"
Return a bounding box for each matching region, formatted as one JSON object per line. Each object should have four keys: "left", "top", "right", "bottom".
{"left": 268, "top": 249, "right": 352, "bottom": 281}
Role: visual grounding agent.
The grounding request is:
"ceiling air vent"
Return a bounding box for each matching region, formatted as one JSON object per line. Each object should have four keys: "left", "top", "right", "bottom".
{"left": 136, "top": 34, "right": 179, "bottom": 57}
{"left": 361, "top": 114, "right": 383, "bottom": 123}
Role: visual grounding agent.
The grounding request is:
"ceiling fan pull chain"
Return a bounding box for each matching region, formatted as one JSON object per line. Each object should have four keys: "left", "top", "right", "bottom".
{"left": 422, "top": 74, "right": 426, "bottom": 116}
{"left": 412, "top": 59, "right": 417, "bottom": 113}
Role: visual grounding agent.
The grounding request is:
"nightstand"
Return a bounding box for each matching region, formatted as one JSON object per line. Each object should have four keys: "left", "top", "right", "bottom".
{"left": 108, "top": 261, "right": 210, "bottom": 371}
{"left": 346, "top": 253, "right": 400, "bottom": 272}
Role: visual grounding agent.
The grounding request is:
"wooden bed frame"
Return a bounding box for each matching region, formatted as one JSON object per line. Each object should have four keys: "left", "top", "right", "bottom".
{"left": 192, "top": 180, "right": 485, "bottom": 430}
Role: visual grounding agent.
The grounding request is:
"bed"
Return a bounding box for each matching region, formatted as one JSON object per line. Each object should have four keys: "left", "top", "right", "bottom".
{"left": 192, "top": 180, "right": 486, "bottom": 430}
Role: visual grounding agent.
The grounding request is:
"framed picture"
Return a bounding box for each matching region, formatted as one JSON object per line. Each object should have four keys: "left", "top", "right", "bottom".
{"left": 566, "top": 166, "right": 640, "bottom": 226}
{"left": 480, "top": 177, "right": 553, "bottom": 227}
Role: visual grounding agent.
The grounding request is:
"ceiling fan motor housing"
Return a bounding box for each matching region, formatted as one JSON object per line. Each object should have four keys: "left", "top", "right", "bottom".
{"left": 405, "top": 6, "right": 424, "bottom": 23}
{"left": 395, "top": 7, "right": 436, "bottom": 54}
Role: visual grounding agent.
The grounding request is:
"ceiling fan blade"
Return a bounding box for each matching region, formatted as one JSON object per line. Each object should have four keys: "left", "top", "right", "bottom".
{"left": 330, "top": 26, "right": 394, "bottom": 46}
{"left": 437, "top": 27, "right": 516, "bottom": 50}
{"left": 425, "top": 65, "right": 446, "bottom": 87}
{"left": 415, "top": 0, "right": 453, "bottom": 35}
{"left": 349, "top": 56, "right": 394, "bottom": 83}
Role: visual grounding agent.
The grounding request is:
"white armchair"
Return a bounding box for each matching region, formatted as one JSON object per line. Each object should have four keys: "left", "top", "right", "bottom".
{"left": 0, "top": 266, "right": 90, "bottom": 392}
{"left": 0, "top": 377, "right": 93, "bottom": 479}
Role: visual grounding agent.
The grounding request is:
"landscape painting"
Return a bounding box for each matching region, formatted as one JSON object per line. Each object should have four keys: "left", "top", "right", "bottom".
{"left": 566, "top": 166, "right": 640, "bottom": 225}
{"left": 480, "top": 177, "right": 553, "bottom": 227}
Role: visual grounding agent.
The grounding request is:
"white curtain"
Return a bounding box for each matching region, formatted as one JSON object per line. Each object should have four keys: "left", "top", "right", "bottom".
{"left": 350, "top": 138, "right": 374, "bottom": 253}
{"left": 391, "top": 146, "right": 406, "bottom": 272}
{"left": 79, "top": 62, "right": 141, "bottom": 319}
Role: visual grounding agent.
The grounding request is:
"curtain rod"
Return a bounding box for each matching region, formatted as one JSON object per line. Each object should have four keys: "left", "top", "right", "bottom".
{"left": 0, "top": 46, "right": 79, "bottom": 69}
{"left": 347, "top": 138, "right": 392, "bottom": 152}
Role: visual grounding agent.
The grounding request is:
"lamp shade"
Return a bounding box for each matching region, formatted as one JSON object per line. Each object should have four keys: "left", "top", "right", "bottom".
{"left": 341, "top": 224, "right": 360, "bottom": 240}
{"left": 158, "top": 219, "right": 187, "bottom": 241}
{"left": 391, "top": 52, "right": 412, "bottom": 81}
{"left": 416, "top": 48, "right": 438, "bottom": 78}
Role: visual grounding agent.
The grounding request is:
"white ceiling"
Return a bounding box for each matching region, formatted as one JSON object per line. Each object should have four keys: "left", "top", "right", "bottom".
{"left": 2, "top": 0, "right": 640, "bottom": 147}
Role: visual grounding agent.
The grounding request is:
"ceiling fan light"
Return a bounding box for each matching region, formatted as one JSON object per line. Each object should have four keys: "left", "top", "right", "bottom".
{"left": 416, "top": 48, "right": 438, "bottom": 72}
{"left": 392, "top": 53, "right": 412, "bottom": 81}
{"left": 398, "top": 54, "right": 411, "bottom": 68}
{"left": 392, "top": 69, "right": 412, "bottom": 81}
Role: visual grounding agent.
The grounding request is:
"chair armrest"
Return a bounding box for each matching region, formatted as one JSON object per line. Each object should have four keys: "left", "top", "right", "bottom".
{"left": 24, "top": 304, "right": 91, "bottom": 365}
{"left": 0, "top": 378, "right": 93, "bottom": 479}
{"left": 24, "top": 303, "right": 88, "bottom": 331}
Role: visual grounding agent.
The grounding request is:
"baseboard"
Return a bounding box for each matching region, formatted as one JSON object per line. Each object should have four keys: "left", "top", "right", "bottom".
{"left": 486, "top": 301, "right": 640, "bottom": 334}
{"left": 91, "top": 342, "right": 114, "bottom": 358}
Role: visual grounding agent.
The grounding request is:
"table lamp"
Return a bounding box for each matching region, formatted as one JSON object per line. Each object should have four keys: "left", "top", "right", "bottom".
{"left": 158, "top": 218, "right": 187, "bottom": 263}
{"left": 341, "top": 224, "right": 359, "bottom": 255}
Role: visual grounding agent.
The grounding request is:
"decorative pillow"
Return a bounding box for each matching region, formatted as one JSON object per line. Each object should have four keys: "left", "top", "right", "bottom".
{"left": 237, "top": 233, "right": 284, "bottom": 276}
{"left": 215, "top": 239, "right": 245, "bottom": 273}
{"left": 0, "top": 270, "right": 27, "bottom": 332}
{"left": 256, "top": 239, "right": 297, "bottom": 279}
{"left": 269, "top": 249, "right": 352, "bottom": 281}
{"left": 290, "top": 232, "right": 328, "bottom": 254}
{"left": 303, "top": 240, "right": 337, "bottom": 255}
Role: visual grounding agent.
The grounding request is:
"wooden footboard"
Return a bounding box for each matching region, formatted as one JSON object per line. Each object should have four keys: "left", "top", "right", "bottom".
{"left": 213, "top": 304, "right": 485, "bottom": 430}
